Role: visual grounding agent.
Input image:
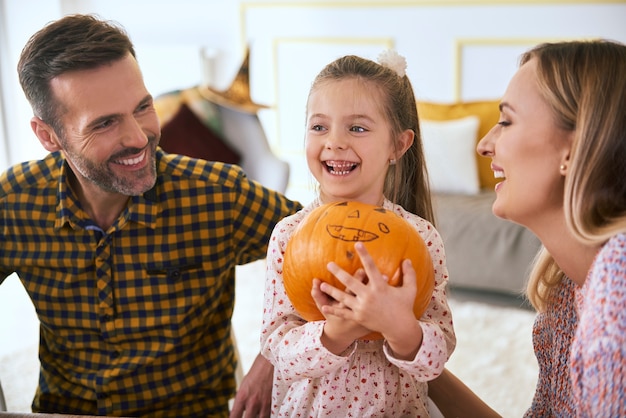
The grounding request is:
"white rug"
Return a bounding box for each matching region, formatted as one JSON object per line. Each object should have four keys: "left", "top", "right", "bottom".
{"left": 0, "top": 261, "right": 538, "bottom": 416}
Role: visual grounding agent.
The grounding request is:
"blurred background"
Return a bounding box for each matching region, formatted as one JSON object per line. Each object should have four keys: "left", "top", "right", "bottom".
{"left": 1, "top": 0, "right": 625, "bottom": 202}
{"left": 1, "top": 2, "right": 625, "bottom": 414}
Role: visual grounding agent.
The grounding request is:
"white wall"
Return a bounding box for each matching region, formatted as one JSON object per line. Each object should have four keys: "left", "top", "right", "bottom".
{"left": 1, "top": 0, "right": 625, "bottom": 203}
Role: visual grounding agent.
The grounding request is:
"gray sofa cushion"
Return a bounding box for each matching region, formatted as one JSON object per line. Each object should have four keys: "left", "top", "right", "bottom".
{"left": 433, "top": 191, "right": 541, "bottom": 295}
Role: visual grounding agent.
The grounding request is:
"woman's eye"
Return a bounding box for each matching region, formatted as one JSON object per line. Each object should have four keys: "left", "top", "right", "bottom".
{"left": 497, "top": 120, "right": 511, "bottom": 127}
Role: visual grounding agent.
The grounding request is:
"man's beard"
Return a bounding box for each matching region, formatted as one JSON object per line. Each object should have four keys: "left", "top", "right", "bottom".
{"left": 63, "top": 135, "right": 158, "bottom": 196}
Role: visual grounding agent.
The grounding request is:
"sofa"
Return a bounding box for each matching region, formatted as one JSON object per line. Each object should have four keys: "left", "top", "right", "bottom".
{"left": 417, "top": 100, "right": 541, "bottom": 296}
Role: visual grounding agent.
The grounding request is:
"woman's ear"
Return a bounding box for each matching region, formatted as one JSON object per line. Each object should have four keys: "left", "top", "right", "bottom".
{"left": 559, "top": 130, "right": 575, "bottom": 174}
{"left": 31, "top": 117, "right": 62, "bottom": 152}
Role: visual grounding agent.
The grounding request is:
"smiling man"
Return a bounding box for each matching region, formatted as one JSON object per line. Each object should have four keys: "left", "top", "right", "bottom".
{"left": 0, "top": 14, "right": 300, "bottom": 417}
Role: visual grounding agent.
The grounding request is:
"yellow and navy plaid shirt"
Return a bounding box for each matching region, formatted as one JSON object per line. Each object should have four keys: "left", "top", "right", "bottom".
{"left": 0, "top": 148, "right": 301, "bottom": 417}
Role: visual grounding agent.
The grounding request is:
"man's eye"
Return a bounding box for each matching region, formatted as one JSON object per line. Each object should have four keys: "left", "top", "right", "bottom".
{"left": 137, "top": 103, "right": 152, "bottom": 113}
{"left": 95, "top": 119, "right": 114, "bottom": 130}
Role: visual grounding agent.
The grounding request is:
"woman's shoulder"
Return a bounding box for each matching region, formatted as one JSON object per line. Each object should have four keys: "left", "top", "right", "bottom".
{"left": 587, "top": 232, "right": 626, "bottom": 294}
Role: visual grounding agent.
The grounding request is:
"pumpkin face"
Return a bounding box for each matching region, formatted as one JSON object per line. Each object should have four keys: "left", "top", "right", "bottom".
{"left": 283, "top": 201, "right": 435, "bottom": 340}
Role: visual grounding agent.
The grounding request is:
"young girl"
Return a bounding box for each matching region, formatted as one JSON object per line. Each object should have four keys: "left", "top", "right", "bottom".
{"left": 260, "top": 51, "right": 455, "bottom": 416}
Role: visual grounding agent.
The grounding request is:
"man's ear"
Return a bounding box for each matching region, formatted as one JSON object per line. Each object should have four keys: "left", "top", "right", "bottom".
{"left": 31, "top": 117, "right": 62, "bottom": 152}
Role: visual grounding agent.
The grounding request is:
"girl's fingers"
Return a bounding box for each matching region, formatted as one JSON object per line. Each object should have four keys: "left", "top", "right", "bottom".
{"left": 326, "top": 261, "right": 364, "bottom": 292}
{"left": 354, "top": 242, "right": 385, "bottom": 285}
{"left": 402, "top": 259, "right": 416, "bottom": 285}
{"left": 318, "top": 278, "right": 348, "bottom": 303}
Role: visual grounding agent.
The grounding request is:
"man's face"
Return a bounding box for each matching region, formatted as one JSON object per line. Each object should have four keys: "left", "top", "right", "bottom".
{"left": 48, "top": 53, "right": 160, "bottom": 198}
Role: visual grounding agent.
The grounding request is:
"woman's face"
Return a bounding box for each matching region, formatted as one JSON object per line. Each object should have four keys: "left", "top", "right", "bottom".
{"left": 477, "top": 58, "right": 572, "bottom": 230}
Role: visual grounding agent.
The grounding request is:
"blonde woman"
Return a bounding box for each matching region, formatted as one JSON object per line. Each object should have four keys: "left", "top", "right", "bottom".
{"left": 429, "top": 40, "right": 626, "bottom": 417}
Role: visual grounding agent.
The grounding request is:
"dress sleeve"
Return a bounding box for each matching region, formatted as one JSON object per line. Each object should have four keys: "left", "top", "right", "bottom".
{"left": 260, "top": 211, "right": 355, "bottom": 383}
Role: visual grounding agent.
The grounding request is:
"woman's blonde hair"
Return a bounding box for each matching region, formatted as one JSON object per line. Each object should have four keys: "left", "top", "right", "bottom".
{"left": 522, "top": 40, "right": 626, "bottom": 311}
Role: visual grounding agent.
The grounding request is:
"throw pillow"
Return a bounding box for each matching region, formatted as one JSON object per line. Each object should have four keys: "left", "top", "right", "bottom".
{"left": 417, "top": 100, "right": 500, "bottom": 190}
{"left": 420, "top": 116, "right": 481, "bottom": 195}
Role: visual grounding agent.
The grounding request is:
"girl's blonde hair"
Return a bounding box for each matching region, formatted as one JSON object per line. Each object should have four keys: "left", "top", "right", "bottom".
{"left": 307, "top": 55, "right": 435, "bottom": 224}
{"left": 522, "top": 40, "right": 626, "bottom": 311}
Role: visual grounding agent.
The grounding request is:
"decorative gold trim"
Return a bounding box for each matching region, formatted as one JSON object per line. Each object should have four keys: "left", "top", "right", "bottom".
{"left": 240, "top": 1, "right": 624, "bottom": 52}
{"left": 242, "top": 0, "right": 624, "bottom": 7}
{"left": 453, "top": 37, "right": 574, "bottom": 100}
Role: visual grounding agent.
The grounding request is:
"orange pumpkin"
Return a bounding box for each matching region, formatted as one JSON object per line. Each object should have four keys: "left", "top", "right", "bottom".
{"left": 283, "top": 201, "right": 435, "bottom": 340}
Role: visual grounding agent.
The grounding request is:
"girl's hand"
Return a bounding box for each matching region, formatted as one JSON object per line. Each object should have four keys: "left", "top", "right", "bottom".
{"left": 311, "top": 275, "right": 371, "bottom": 355}
{"left": 320, "top": 242, "right": 424, "bottom": 360}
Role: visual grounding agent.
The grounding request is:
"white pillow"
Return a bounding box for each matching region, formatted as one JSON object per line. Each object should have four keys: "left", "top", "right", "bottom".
{"left": 420, "top": 116, "right": 481, "bottom": 195}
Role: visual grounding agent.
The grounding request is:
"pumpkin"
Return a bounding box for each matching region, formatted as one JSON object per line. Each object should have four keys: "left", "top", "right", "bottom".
{"left": 283, "top": 201, "right": 435, "bottom": 340}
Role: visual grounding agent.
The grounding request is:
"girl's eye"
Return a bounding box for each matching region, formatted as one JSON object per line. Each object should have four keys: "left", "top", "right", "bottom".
{"left": 350, "top": 126, "right": 366, "bottom": 133}
{"left": 311, "top": 124, "right": 325, "bottom": 132}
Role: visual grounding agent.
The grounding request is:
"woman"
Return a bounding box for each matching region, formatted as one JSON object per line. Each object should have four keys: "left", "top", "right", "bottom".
{"left": 428, "top": 40, "right": 626, "bottom": 417}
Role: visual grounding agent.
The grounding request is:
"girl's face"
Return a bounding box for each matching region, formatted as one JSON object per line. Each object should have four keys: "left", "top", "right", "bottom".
{"left": 305, "top": 78, "right": 411, "bottom": 206}
{"left": 477, "top": 58, "right": 572, "bottom": 230}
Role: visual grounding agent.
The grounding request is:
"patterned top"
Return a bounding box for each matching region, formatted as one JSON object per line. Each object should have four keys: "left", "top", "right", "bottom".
{"left": 571, "top": 232, "right": 626, "bottom": 416}
{"left": 524, "top": 277, "right": 577, "bottom": 417}
{"left": 0, "top": 149, "right": 301, "bottom": 417}
{"left": 261, "top": 199, "right": 456, "bottom": 417}
{"left": 525, "top": 232, "right": 626, "bottom": 417}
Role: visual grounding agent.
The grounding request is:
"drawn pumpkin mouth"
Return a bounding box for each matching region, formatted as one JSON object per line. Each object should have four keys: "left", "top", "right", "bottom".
{"left": 326, "top": 225, "right": 378, "bottom": 242}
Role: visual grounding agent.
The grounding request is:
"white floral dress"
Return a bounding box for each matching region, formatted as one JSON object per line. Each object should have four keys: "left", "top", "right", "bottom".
{"left": 260, "top": 199, "right": 456, "bottom": 417}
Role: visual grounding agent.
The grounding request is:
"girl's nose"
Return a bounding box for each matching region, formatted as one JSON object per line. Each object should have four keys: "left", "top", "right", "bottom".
{"left": 325, "top": 131, "right": 348, "bottom": 150}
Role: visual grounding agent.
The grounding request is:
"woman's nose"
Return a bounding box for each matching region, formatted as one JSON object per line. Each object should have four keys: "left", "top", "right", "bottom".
{"left": 476, "top": 124, "right": 496, "bottom": 157}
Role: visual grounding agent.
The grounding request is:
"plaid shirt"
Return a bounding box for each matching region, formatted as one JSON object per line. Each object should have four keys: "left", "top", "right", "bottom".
{"left": 0, "top": 149, "right": 301, "bottom": 417}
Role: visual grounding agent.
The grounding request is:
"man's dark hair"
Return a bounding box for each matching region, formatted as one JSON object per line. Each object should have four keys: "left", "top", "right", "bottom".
{"left": 17, "top": 14, "right": 136, "bottom": 133}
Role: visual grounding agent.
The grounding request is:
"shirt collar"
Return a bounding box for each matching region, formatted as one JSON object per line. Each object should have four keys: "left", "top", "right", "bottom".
{"left": 54, "top": 156, "right": 160, "bottom": 232}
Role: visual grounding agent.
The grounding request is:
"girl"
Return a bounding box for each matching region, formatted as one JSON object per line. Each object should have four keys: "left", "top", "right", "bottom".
{"left": 260, "top": 51, "right": 455, "bottom": 417}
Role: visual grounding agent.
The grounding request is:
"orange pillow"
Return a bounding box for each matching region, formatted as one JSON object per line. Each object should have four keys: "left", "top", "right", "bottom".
{"left": 417, "top": 100, "right": 500, "bottom": 190}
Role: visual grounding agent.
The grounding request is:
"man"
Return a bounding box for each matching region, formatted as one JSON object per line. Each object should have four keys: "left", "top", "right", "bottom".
{"left": 0, "top": 14, "right": 300, "bottom": 417}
